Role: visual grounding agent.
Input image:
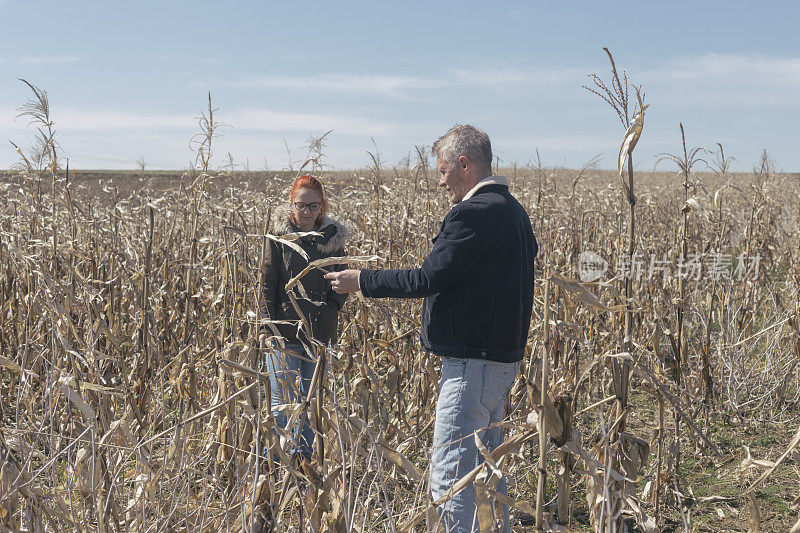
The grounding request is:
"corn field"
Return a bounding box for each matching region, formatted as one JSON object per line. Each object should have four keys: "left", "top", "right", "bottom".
{"left": 2, "top": 87, "right": 800, "bottom": 532}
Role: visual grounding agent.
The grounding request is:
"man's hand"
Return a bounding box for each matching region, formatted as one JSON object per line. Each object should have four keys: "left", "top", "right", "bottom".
{"left": 325, "top": 269, "right": 361, "bottom": 294}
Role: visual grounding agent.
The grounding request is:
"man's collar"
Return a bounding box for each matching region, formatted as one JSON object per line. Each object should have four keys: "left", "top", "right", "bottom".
{"left": 461, "top": 175, "right": 509, "bottom": 202}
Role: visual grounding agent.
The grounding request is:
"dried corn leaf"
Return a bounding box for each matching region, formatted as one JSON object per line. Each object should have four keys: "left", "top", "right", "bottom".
{"left": 0, "top": 356, "right": 24, "bottom": 375}
{"left": 745, "top": 424, "right": 800, "bottom": 494}
{"left": 485, "top": 489, "right": 536, "bottom": 516}
{"left": 473, "top": 466, "right": 499, "bottom": 532}
{"left": 791, "top": 515, "right": 800, "bottom": 533}
{"left": 266, "top": 233, "right": 311, "bottom": 261}
{"left": 740, "top": 446, "right": 775, "bottom": 476}
{"left": 0, "top": 457, "right": 19, "bottom": 527}
{"left": 60, "top": 383, "right": 97, "bottom": 425}
{"left": 73, "top": 447, "right": 100, "bottom": 496}
{"left": 618, "top": 104, "right": 648, "bottom": 176}
{"left": 474, "top": 433, "right": 502, "bottom": 480}
{"left": 553, "top": 272, "right": 607, "bottom": 311}
{"left": 285, "top": 254, "right": 379, "bottom": 291}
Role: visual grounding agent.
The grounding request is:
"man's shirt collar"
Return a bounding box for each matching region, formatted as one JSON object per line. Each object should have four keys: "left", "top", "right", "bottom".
{"left": 461, "top": 175, "right": 509, "bottom": 202}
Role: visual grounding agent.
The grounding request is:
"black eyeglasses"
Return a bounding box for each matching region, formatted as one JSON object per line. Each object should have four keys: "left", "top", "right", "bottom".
{"left": 293, "top": 202, "right": 322, "bottom": 212}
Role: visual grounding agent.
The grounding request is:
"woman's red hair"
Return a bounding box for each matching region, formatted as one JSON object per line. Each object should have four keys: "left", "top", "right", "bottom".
{"left": 289, "top": 175, "right": 328, "bottom": 226}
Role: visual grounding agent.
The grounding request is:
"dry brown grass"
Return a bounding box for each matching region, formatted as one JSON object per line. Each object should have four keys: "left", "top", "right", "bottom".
{"left": 2, "top": 77, "right": 800, "bottom": 533}
{"left": 0, "top": 155, "right": 798, "bottom": 532}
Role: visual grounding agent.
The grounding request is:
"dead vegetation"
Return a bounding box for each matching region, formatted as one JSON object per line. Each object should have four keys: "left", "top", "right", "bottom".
{"left": 1, "top": 77, "right": 800, "bottom": 533}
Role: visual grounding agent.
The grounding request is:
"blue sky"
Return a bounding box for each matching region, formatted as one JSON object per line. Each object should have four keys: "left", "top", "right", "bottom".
{"left": 1, "top": 1, "right": 798, "bottom": 171}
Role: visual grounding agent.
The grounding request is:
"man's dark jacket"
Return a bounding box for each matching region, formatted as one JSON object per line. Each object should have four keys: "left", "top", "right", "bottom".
{"left": 360, "top": 182, "right": 537, "bottom": 363}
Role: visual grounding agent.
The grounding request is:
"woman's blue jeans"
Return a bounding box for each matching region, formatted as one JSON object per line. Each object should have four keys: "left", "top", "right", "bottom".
{"left": 430, "top": 357, "right": 520, "bottom": 533}
{"left": 265, "top": 342, "right": 317, "bottom": 460}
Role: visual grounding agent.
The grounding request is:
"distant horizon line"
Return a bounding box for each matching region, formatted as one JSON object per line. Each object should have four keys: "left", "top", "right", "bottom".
{"left": 2, "top": 167, "right": 798, "bottom": 175}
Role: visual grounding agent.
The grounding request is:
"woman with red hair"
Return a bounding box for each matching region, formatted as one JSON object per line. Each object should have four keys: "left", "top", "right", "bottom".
{"left": 258, "top": 175, "right": 350, "bottom": 462}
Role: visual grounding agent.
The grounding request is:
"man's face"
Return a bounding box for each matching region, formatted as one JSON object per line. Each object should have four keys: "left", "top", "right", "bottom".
{"left": 437, "top": 156, "right": 470, "bottom": 204}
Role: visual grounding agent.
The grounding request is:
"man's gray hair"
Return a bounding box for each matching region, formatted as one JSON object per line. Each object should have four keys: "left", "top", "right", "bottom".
{"left": 432, "top": 124, "right": 492, "bottom": 171}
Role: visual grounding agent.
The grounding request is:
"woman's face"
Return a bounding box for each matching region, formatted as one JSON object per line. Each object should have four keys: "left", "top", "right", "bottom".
{"left": 292, "top": 188, "right": 323, "bottom": 230}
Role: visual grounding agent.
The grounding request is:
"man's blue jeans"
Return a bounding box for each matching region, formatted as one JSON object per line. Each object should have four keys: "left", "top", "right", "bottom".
{"left": 265, "top": 343, "right": 316, "bottom": 459}
{"left": 430, "top": 357, "right": 520, "bottom": 533}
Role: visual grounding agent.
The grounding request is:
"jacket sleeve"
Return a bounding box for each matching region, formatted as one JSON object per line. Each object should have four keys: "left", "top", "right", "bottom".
{"left": 359, "top": 206, "right": 487, "bottom": 298}
{"left": 326, "top": 247, "right": 349, "bottom": 311}
{"left": 259, "top": 239, "right": 280, "bottom": 328}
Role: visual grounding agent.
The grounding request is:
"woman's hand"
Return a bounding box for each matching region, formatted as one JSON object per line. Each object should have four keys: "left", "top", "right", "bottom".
{"left": 324, "top": 270, "right": 361, "bottom": 294}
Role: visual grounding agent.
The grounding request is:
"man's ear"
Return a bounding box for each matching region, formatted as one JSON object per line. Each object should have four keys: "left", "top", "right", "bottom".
{"left": 458, "top": 155, "right": 470, "bottom": 169}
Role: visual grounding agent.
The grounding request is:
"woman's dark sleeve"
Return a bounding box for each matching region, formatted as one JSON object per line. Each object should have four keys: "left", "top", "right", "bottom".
{"left": 326, "top": 247, "right": 349, "bottom": 311}
{"left": 259, "top": 239, "right": 280, "bottom": 330}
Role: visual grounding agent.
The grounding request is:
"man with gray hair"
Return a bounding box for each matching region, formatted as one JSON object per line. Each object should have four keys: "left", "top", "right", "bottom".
{"left": 326, "top": 124, "right": 537, "bottom": 532}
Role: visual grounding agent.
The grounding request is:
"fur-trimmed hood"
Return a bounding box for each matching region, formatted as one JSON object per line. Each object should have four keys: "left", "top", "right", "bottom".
{"left": 272, "top": 206, "right": 352, "bottom": 255}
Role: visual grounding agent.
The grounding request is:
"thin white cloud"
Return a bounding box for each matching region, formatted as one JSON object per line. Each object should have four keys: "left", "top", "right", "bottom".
{"left": 453, "top": 66, "right": 585, "bottom": 88}
{"left": 17, "top": 55, "right": 79, "bottom": 65}
{"left": 646, "top": 53, "right": 800, "bottom": 84}
{"left": 227, "top": 66, "right": 584, "bottom": 99}
{"left": 229, "top": 74, "right": 444, "bottom": 99}
{"left": 53, "top": 109, "right": 191, "bottom": 130}
{"left": 7, "top": 106, "right": 398, "bottom": 138}
{"left": 229, "top": 108, "right": 397, "bottom": 136}
{"left": 495, "top": 134, "right": 619, "bottom": 154}
{"left": 1, "top": 106, "right": 18, "bottom": 123}
{"left": 4, "top": 53, "right": 799, "bottom": 170}
{"left": 638, "top": 53, "right": 800, "bottom": 106}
